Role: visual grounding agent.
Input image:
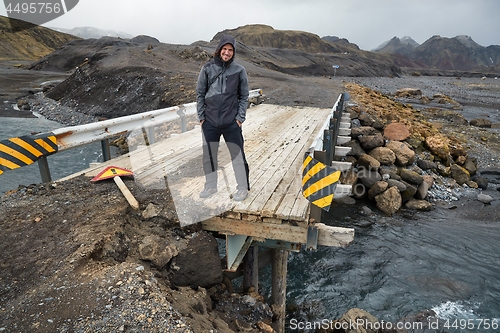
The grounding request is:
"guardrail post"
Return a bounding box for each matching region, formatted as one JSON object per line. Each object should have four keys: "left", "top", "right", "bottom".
{"left": 101, "top": 139, "right": 111, "bottom": 161}
{"left": 37, "top": 156, "right": 52, "bottom": 183}
{"left": 323, "top": 129, "right": 333, "bottom": 165}
{"left": 147, "top": 127, "right": 156, "bottom": 145}
{"left": 177, "top": 108, "right": 187, "bottom": 132}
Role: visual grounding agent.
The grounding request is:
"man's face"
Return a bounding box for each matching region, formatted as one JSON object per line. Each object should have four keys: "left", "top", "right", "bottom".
{"left": 220, "top": 43, "right": 234, "bottom": 62}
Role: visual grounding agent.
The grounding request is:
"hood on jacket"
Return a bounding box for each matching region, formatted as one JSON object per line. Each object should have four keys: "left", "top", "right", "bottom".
{"left": 215, "top": 35, "right": 236, "bottom": 63}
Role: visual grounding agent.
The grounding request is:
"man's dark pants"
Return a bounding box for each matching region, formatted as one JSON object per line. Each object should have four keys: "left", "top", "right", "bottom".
{"left": 202, "top": 121, "right": 250, "bottom": 191}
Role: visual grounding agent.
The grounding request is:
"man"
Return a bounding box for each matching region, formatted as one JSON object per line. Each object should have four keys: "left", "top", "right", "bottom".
{"left": 196, "top": 35, "right": 250, "bottom": 201}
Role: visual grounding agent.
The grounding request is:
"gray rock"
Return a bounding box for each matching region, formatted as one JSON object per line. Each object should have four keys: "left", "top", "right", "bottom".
{"left": 351, "top": 126, "right": 379, "bottom": 138}
{"left": 470, "top": 118, "right": 492, "bottom": 128}
{"left": 417, "top": 159, "right": 437, "bottom": 170}
{"left": 450, "top": 164, "right": 470, "bottom": 185}
{"left": 477, "top": 194, "right": 494, "bottom": 204}
{"left": 358, "top": 132, "right": 385, "bottom": 151}
{"left": 400, "top": 168, "right": 424, "bottom": 185}
{"left": 415, "top": 181, "right": 430, "bottom": 200}
{"left": 357, "top": 167, "right": 382, "bottom": 188}
{"left": 472, "top": 176, "right": 488, "bottom": 190}
{"left": 379, "top": 165, "right": 401, "bottom": 180}
{"left": 387, "top": 179, "right": 407, "bottom": 192}
{"left": 463, "top": 157, "right": 477, "bottom": 176}
{"left": 405, "top": 199, "right": 432, "bottom": 211}
{"left": 344, "top": 140, "right": 366, "bottom": 158}
{"left": 400, "top": 182, "right": 418, "bottom": 202}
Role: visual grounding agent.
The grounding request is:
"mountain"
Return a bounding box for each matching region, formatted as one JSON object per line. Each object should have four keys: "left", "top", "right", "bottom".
{"left": 374, "top": 35, "right": 500, "bottom": 71}
{"left": 373, "top": 36, "right": 419, "bottom": 57}
{"left": 322, "top": 36, "right": 360, "bottom": 51}
{"left": 412, "top": 35, "right": 498, "bottom": 70}
{"left": 0, "top": 15, "right": 79, "bottom": 60}
{"left": 212, "top": 24, "right": 341, "bottom": 53}
{"left": 50, "top": 26, "right": 134, "bottom": 39}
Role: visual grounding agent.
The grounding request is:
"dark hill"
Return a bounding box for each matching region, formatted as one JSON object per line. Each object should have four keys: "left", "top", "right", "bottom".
{"left": 212, "top": 24, "right": 340, "bottom": 53}
{"left": 0, "top": 15, "right": 79, "bottom": 60}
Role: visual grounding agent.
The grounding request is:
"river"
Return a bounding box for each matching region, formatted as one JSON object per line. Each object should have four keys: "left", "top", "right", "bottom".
{"left": 282, "top": 198, "right": 500, "bottom": 332}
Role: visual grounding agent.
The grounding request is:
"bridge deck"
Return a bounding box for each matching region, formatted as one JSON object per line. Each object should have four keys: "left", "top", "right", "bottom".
{"left": 64, "top": 104, "right": 334, "bottom": 226}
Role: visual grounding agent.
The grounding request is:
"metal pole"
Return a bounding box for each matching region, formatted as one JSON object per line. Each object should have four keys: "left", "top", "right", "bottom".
{"left": 101, "top": 139, "right": 111, "bottom": 161}
{"left": 37, "top": 156, "right": 52, "bottom": 183}
{"left": 177, "top": 108, "right": 187, "bottom": 132}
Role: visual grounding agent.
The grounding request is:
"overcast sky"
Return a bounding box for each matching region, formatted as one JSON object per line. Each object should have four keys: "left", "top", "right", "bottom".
{"left": 2, "top": 0, "right": 499, "bottom": 50}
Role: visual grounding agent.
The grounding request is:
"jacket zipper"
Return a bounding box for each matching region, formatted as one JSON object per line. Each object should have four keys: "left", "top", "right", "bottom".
{"left": 217, "top": 63, "right": 226, "bottom": 127}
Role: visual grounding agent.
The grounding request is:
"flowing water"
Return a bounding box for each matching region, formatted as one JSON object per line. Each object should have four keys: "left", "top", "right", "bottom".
{"left": 285, "top": 201, "right": 500, "bottom": 332}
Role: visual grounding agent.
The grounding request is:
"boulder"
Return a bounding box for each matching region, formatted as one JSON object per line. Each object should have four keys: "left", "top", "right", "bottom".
{"left": 387, "top": 179, "right": 407, "bottom": 192}
{"left": 170, "top": 231, "right": 223, "bottom": 288}
{"left": 417, "top": 159, "right": 437, "bottom": 170}
{"left": 344, "top": 140, "right": 366, "bottom": 158}
{"left": 368, "top": 181, "right": 388, "bottom": 200}
{"left": 415, "top": 181, "right": 430, "bottom": 199}
{"left": 369, "top": 147, "right": 396, "bottom": 165}
{"left": 383, "top": 122, "right": 410, "bottom": 141}
{"left": 358, "top": 132, "right": 385, "bottom": 151}
{"left": 406, "top": 199, "right": 432, "bottom": 211}
{"left": 139, "top": 235, "right": 178, "bottom": 269}
{"left": 358, "top": 111, "right": 384, "bottom": 129}
{"left": 340, "top": 169, "right": 358, "bottom": 186}
{"left": 399, "top": 168, "right": 424, "bottom": 185}
{"left": 358, "top": 154, "right": 381, "bottom": 170}
{"left": 425, "top": 135, "right": 450, "bottom": 161}
{"left": 400, "top": 182, "right": 417, "bottom": 202}
{"left": 394, "top": 88, "right": 422, "bottom": 97}
{"left": 472, "top": 176, "right": 488, "bottom": 190}
{"left": 477, "top": 194, "right": 493, "bottom": 204}
{"left": 436, "top": 163, "right": 451, "bottom": 177}
{"left": 379, "top": 165, "right": 401, "bottom": 180}
{"left": 450, "top": 164, "right": 470, "bottom": 185}
{"left": 334, "top": 308, "right": 380, "bottom": 333}
{"left": 357, "top": 167, "right": 382, "bottom": 188}
{"left": 351, "top": 126, "right": 379, "bottom": 139}
{"left": 375, "top": 186, "right": 402, "bottom": 216}
{"left": 463, "top": 157, "right": 477, "bottom": 176}
{"left": 386, "top": 140, "right": 415, "bottom": 166}
{"left": 470, "top": 118, "right": 492, "bottom": 128}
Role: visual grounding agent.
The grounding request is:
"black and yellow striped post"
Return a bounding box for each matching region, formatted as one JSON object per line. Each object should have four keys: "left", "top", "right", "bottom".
{"left": 302, "top": 151, "right": 341, "bottom": 212}
{"left": 0, "top": 133, "right": 58, "bottom": 177}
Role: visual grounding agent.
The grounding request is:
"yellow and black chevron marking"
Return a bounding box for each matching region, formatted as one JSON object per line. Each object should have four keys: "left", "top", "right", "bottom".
{"left": 302, "top": 153, "right": 341, "bottom": 211}
{"left": 0, "top": 133, "right": 58, "bottom": 175}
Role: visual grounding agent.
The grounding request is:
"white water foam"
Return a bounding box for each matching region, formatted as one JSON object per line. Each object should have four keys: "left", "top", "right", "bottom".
{"left": 432, "top": 301, "right": 479, "bottom": 320}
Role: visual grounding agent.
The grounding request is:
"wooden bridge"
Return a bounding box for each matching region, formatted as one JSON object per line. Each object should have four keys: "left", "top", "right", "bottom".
{"left": 61, "top": 101, "right": 354, "bottom": 247}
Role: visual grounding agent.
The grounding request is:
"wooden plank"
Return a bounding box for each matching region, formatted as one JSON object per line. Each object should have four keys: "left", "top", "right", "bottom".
{"left": 202, "top": 217, "right": 355, "bottom": 247}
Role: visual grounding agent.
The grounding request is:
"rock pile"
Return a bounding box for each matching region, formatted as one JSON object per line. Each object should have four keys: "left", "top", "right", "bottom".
{"left": 340, "top": 106, "right": 488, "bottom": 216}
